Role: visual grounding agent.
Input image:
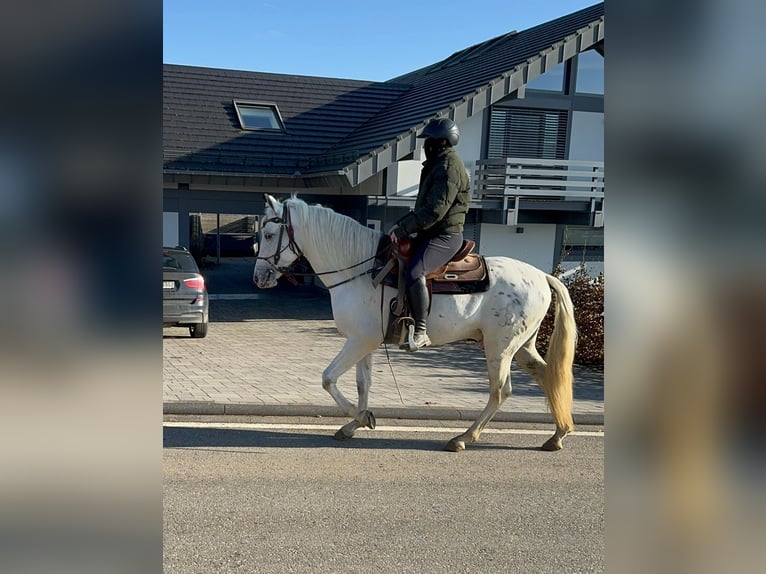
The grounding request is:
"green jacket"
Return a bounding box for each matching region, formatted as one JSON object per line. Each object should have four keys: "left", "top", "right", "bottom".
{"left": 395, "top": 148, "right": 471, "bottom": 238}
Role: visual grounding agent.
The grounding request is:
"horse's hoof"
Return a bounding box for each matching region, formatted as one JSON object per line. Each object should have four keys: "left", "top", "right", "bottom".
{"left": 541, "top": 437, "right": 563, "bottom": 451}
{"left": 334, "top": 429, "right": 353, "bottom": 441}
{"left": 445, "top": 439, "right": 465, "bottom": 452}
{"left": 361, "top": 410, "right": 376, "bottom": 429}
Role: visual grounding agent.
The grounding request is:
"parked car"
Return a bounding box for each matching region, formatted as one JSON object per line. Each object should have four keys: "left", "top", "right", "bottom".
{"left": 163, "top": 247, "right": 209, "bottom": 338}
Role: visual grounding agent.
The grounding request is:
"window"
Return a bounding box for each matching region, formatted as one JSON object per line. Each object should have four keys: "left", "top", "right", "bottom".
{"left": 575, "top": 49, "right": 604, "bottom": 95}
{"left": 562, "top": 226, "right": 603, "bottom": 261}
{"left": 162, "top": 250, "right": 199, "bottom": 272}
{"left": 488, "top": 108, "right": 568, "bottom": 159}
{"left": 233, "top": 100, "right": 285, "bottom": 131}
{"left": 525, "top": 61, "right": 565, "bottom": 92}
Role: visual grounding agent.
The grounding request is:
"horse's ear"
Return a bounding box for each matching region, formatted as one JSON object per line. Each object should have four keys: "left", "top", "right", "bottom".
{"left": 264, "top": 194, "right": 280, "bottom": 214}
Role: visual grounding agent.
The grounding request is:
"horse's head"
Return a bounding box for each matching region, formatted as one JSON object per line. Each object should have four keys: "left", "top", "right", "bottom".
{"left": 253, "top": 194, "right": 303, "bottom": 288}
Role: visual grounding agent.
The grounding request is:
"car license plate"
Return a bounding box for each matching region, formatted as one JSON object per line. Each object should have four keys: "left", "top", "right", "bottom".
{"left": 163, "top": 280, "right": 175, "bottom": 290}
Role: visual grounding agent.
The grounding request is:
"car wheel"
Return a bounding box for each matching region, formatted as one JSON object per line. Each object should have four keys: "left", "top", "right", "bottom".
{"left": 189, "top": 322, "right": 208, "bottom": 338}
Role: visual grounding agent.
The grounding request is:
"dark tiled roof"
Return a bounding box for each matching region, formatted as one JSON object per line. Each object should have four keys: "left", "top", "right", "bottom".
{"left": 164, "top": 2, "right": 604, "bottom": 184}
{"left": 164, "top": 66, "right": 410, "bottom": 174}
{"left": 332, "top": 3, "right": 604, "bottom": 158}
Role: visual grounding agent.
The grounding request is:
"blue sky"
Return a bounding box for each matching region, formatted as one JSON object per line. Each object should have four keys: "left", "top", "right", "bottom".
{"left": 164, "top": 1, "right": 600, "bottom": 81}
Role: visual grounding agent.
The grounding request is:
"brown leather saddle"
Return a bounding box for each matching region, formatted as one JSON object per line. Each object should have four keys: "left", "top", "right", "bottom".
{"left": 425, "top": 240, "right": 487, "bottom": 291}
{"left": 373, "top": 237, "right": 489, "bottom": 293}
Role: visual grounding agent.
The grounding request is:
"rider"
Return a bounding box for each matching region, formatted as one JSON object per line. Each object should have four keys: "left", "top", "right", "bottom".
{"left": 387, "top": 117, "right": 471, "bottom": 351}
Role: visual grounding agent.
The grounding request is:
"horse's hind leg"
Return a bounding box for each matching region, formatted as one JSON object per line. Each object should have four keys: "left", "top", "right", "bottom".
{"left": 515, "top": 338, "right": 570, "bottom": 451}
{"left": 446, "top": 342, "right": 514, "bottom": 452}
{"left": 322, "top": 340, "right": 377, "bottom": 440}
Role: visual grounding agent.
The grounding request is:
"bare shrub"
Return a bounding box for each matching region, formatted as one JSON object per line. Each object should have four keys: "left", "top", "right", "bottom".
{"left": 537, "top": 264, "right": 604, "bottom": 366}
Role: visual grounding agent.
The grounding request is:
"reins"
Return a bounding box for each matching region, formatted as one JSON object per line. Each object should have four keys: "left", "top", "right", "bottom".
{"left": 380, "top": 285, "right": 405, "bottom": 404}
{"left": 256, "top": 201, "right": 387, "bottom": 290}
{"left": 287, "top": 252, "right": 383, "bottom": 290}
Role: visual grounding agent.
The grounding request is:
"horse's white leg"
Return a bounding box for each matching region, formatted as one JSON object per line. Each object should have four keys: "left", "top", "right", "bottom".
{"left": 322, "top": 340, "right": 377, "bottom": 439}
{"left": 515, "top": 337, "right": 569, "bottom": 451}
{"left": 446, "top": 342, "right": 514, "bottom": 452}
{"left": 337, "top": 354, "right": 375, "bottom": 439}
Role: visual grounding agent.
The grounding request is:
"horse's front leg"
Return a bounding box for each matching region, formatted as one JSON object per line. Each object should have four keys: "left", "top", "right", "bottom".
{"left": 336, "top": 354, "right": 376, "bottom": 440}
{"left": 321, "top": 340, "right": 376, "bottom": 440}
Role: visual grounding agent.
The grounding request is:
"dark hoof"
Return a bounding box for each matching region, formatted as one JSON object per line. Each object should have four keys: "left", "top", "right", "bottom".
{"left": 362, "top": 410, "right": 376, "bottom": 429}
{"left": 445, "top": 439, "right": 465, "bottom": 452}
{"left": 541, "top": 437, "right": 563, "bottom": 451}
{"left": 334, "top": 429, "right": 352, "bottom": 441}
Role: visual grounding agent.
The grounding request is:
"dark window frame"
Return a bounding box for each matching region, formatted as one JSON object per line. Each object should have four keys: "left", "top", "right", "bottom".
{"left": 233, "top": 100, "right": 286, "bottom": 132}
{"left": 560, "top": 225, "right": 604, "bottom": 261}
{"left": 487, "top": 107, "right": 569, "bottom": 160}
{"left": 525, "top": 60, "right": 567, "bottom": 94}
{"left": 573, "top": 48, "right": 604, "bottom": 96}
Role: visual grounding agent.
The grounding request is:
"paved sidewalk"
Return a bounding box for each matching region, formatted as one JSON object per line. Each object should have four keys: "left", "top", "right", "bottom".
{"left": 163, "top": 258, "right": 604, "bottom": 424}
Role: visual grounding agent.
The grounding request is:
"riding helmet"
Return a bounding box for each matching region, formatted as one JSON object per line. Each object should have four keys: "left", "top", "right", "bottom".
{"left": 417, "top": 118, "right": 459, "bottom": 146}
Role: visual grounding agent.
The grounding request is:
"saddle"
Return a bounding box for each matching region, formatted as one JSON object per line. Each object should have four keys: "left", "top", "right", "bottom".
{"left": 371, "top": 236, "right": 490, "bottom": 345}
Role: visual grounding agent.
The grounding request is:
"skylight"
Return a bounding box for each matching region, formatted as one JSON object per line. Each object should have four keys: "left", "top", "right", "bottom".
{"left": 233, "top": 100, "right": 285, "bottom": 131}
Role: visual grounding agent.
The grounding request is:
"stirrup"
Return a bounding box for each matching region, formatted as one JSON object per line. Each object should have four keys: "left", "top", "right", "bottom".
{"left": 403, "top": 327, "right": 431, "bottom": 352}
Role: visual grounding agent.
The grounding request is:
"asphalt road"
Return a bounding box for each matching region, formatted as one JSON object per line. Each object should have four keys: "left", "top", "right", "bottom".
{"left": 164, "top": 418, "right": 604, "bottom": 573}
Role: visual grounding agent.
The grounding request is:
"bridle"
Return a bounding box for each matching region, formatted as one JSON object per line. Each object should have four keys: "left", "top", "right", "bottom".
{"left": 256, "top": 200, "right": 387, "bottom": 290}
{"left": 256, "top": 202, "right": 303, "bottom": 272}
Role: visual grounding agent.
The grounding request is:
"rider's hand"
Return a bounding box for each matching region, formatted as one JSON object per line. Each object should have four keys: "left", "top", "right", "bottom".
{"left": 387, "top": 224, "right": 400, "bottom": 245}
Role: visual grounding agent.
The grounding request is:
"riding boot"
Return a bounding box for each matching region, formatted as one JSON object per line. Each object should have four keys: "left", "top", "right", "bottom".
{"left": 405, "top": 276, "right": 431, "bottom": 351}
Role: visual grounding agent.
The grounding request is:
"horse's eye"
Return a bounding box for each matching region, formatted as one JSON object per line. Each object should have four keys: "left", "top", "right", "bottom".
{"left": 264, "top": 233, "right": 274, "bottom": 241}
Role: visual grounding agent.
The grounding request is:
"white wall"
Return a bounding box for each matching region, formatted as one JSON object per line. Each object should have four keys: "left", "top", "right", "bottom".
{"left": 163, "top": 212, "right": 179, "bottom": 247}
{"left": 386, "top": 160, "right": 421, "bottom": 196}
{"left": 569, "top": 111, "right": 604, "bottom": 161}
{"left": 454, "top": 111, "right": 484, "bottom": 181}
{"left": 479, "top": 223, "right": 558, "bottom": 272}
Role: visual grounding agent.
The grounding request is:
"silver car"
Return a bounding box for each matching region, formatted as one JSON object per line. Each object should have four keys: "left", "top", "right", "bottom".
{"left": 163, "top": 247, "right": 209, "bottom": 338}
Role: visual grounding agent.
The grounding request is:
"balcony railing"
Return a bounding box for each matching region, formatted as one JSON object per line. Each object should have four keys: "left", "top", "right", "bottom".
{"left": 474, "top": 158, "right": 604, "bottom": 226}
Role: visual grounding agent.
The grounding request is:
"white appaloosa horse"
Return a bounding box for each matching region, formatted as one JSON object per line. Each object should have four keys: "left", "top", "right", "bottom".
{"left": 253, "top": 194, "right": 577, "bottom": 452}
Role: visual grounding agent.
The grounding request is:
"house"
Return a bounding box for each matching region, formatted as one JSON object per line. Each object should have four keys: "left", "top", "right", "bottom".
{"left": 164, "top": 2, "right": 604, "bottom": 275}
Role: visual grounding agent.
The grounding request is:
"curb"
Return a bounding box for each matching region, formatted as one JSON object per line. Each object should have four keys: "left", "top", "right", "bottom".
{"left": 163, "top": 402, "right": 604, "bottom": 426}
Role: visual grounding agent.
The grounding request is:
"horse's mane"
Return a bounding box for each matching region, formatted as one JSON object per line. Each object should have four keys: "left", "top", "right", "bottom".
{"left": 284, "top": 196, "right": 382, "bottom": 269}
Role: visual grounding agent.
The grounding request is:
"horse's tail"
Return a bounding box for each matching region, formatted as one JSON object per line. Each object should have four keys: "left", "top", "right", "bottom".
{"left": 541, "top": 274, "right": 577, "bottom": 433}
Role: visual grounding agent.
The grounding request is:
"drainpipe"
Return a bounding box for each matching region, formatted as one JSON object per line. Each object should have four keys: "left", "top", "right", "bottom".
{"left": 216, "top": 213, "right": 221, "bottom": 265}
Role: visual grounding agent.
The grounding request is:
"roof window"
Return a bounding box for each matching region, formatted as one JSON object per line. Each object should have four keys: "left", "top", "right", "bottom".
{"left": 233, "top": 100, "right": 285, "bottom": 131}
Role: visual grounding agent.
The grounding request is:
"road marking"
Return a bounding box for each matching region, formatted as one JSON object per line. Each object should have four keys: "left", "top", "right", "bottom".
{"left": 163, "top": 421, "right": 603, "bottom": 437}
